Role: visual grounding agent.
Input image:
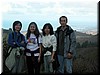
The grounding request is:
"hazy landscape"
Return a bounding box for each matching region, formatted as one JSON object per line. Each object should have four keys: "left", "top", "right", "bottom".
{"left": 2, "top": 28, "right": 98, "bottom": 74}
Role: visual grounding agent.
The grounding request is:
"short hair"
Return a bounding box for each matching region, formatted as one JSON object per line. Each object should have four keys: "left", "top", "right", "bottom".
{"left": 13, "top": 21, "right": 22, "bottom": 31}
{"left": 42, "top": 23, "right": 54, "bottom": 36}
{"left": 59, "top": 16, "right": 68, "bottom": 23}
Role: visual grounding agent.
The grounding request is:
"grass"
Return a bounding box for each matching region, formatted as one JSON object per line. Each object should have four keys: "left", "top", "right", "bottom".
{"left": 73, "top": 47, "right": 99, "bottom": 74}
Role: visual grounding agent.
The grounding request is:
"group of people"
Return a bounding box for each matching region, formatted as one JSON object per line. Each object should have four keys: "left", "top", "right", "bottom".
{"left": 5, "top": 16, "right": 76, "bottom": 74}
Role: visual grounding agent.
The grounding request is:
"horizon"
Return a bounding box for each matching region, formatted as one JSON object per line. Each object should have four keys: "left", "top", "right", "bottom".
{"left": 1, "top": 0, "right": 98, "bottom": 35}
{"left": 0, "top": 0, "right": 99, "bottom": 73}
{"left": 2, "top": 27, "right": 98, "bottom": 35}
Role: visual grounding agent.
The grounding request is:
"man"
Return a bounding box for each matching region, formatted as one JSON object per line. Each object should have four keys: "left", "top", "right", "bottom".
{"left": 55, "top": 16, "right": 76, "bottom": 74}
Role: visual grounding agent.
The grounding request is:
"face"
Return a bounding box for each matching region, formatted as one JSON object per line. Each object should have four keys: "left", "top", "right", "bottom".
{"left": 15, "top": 23, "right": 21, "bottom": 32}
{"left": 44, "top": 26, "right": 50, "bottom": 35}
{"left": 30, "top": 24, "right": 36, "bottom": 33}
{"left": 60, "top": 17, "right": 67, "bottom": 27}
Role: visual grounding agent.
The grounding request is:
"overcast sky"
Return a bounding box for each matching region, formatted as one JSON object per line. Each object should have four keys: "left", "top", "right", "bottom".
{"left": 0, "top": 0, "right": 99, "bottom": 34}
{"left": 0, "top": 0, "right": 99, "bottom": 73}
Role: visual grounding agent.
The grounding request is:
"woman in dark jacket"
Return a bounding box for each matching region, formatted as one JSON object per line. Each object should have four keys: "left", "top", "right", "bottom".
{"left": 6, "top": 21, "right": 26, "bottom": 74}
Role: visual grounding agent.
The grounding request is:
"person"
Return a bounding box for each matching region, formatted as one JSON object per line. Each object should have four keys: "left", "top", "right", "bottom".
{"left": 25, "top": 22, "right": 42, "bottom": 74}
{"left": 5, "top": 21, "right": 26, "bottom": 74}
{"left": 41, "top": 23, "right": 57, "bottom": 73}
{"left": 55, "top": 16, "right": 76, "bottom": 74}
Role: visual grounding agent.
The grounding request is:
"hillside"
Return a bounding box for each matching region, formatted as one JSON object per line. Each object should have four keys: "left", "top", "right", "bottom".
{"left": 2, "top": 28, "right": 99, "bottom": 74}
{"left": 75, "top": 31, "right": 97, "bottom": 45}
{"left": 2, "top": 28, "right": 98, "bottom": 44}
{"left": 73, "top": 47, "right": 99, "bottom": 74}
{"left": 75, "top": 31, "right": 91, "bottom": 36}
{"left": 3, "top": 28, "right": 97, "bottom": 45}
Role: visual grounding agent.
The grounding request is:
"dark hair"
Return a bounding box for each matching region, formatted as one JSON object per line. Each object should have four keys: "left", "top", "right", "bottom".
{"left": 59, "top": 16, "right": 68, "bottom": 23}
{"left": 13, "top": 21, "right": 22, "bottom": 31}
{"left": 42, "top": 23, "right": 54, "bottom": 36}
{"left": 26, "top": 22, "right": 40, "bottom": 39}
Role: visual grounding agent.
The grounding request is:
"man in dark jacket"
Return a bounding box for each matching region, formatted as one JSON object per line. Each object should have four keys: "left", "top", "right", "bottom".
{"left": 55, "top": 16, "right": 76, "bottom": 74}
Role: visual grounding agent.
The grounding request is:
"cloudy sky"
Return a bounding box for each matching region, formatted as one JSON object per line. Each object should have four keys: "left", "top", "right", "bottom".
{"left": 0, "top": 0, "right": 99, "bottom": 73}
{"left": 0, "top": 0, "right": 99, "bottom": 34}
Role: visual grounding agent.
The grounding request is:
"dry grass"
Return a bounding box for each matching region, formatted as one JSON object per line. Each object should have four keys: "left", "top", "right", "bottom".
{"left": 73, "top": 47, "right": 99, "bottom": 74}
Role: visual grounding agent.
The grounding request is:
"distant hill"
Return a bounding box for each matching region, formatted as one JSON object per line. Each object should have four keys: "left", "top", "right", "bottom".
{"left": 75, "top": 31, "right": 97, "bottom": 44}
{"left": 75, "top": 31, "right": 91, "bottom": 36}
{"left": 2, "top": 28, "right": 98, "bottom": 44}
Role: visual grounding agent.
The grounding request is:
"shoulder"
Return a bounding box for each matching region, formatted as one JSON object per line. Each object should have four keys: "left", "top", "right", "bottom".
{"left": 51, "top": 34, "right": 56, "bottom": 37}
{"left": 56, "top": 26, "right": 61, "bottom": 31}
{"left": 67, "top": 25, "right": 74, "bottom": 32}
{"left": 51, "top": 34, "right": 56, "bottom": 40}
{"left": 67, "top": 25, "right": 73, "bottom": 30}
{"left": 20, "top": 33, "right": 25, "bottom": 38}
{"left": 55, "top": 26, "right": 61, "bottom": 34}
{"left": 38, "top": 34, "right": 42, "bottom": 39}
{"left": 8, "top": 32, "right": 14, "bottom": 36}
{"left": 20, "top": 33, "right": 24, "bottom": 36}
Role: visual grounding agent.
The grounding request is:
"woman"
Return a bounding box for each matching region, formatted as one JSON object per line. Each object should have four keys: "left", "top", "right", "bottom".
{"left": 25, "top": 22, "right": 42, "bottom": 74}
{"left": 41, "top": 23, "right": 57, "bottom": 73}
{"left": 6, "top": 21, "right": 26, "bottom": 74}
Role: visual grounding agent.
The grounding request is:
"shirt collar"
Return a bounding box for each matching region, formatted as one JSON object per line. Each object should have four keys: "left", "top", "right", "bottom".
{"left": 60, "top": 25, "right": 68, "bottom": 31}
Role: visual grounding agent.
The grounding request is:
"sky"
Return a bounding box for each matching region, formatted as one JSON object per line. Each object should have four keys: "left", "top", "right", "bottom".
{"left": 0, "top": 0, "right": 99, "bottom": 73}
{"left": 0, "top": 0, "right": 99, "bottom": 34}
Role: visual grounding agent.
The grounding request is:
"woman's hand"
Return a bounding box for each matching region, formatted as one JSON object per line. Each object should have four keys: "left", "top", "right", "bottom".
{"left": 21, "top": 41, "right": 24, "bottom": 44}
{"left": 49, "top": 57, "right": 55, "bottom": 63}
{"left": 67, "top": 52, "right": 73, "bottom": 59}
{"left": 38, "top": 56, "right": 41, "bottom": 63}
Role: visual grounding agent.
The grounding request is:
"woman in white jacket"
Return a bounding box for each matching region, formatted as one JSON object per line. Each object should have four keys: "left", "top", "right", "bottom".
{"left": 41, "top": 23, "right": 57, "bottom": 73}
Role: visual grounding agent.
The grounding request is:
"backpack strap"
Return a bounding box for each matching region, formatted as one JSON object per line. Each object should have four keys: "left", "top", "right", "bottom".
{"left": 36, "top": 36, "right": 39, "bottom": 46}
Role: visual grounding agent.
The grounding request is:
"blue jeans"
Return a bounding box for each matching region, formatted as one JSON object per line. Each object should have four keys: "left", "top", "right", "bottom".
{"left": 57, "top": 55, "right": 72, "bottom": 74}
{"left": 44, "top": 55, "right": 53, "bottom": 73}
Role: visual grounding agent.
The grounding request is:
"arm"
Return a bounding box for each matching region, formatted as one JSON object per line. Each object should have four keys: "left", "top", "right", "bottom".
{"left": 68, "top": 31, "right": 76, "bottom": 58}
{"left": 8, "top": 33, "right": 17, "bottom": 47}
{"left": 39, "top": 44, "right": 42, "bottom": 57}
{"left": 16, "top": 34, "right": 26, "bottom": 47}
{"left": 38, "top": 35, "right": 42, "bottom": 62}
{"left": 51, "top": 35, "right": 57, "bottom": 59}
{"left": 69, "top": 31, "right": 76, "bottom": 53}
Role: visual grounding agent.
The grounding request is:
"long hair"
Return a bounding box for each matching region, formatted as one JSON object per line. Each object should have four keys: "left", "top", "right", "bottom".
{"left": 42, "top": 23, "right": 54, "bottom": 36}
{"left": 26, "top": 22, "right": 40, "bottom": 39}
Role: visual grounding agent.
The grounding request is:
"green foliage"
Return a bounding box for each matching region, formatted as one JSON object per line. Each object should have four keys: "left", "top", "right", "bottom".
{"left": 77, "top": 41, "right": 98, "bottom": 48}
{"left": 76, "top": 42, "right": 81, "bottom": 48}
{"left": 3, "top": 34, "right": 9, "bottom": 59}
{"left": 81, "top": 41, "right": 88, "bottom": 48}
{"left": 3, "top": 34, "right": 10, "bottom": 73}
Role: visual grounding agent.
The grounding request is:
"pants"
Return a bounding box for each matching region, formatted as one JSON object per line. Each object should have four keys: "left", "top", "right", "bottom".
{"left": 57, "top": 55, "right": 72, "bottom": 74}
{"left": 44, "top": 55, "right": 53, "bottom": 73}
{"left": 26, "top": 56, "right": 40, "bottom": 74}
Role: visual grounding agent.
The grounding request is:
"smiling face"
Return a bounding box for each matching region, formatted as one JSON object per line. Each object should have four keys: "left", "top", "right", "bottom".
{"left": 30, "top": 24, "right": 36, "bottom": 33}
{"left": 15, "top": 23, "right": 21, "bottom": 32}
{"left": 60, "top": 17, "right": 67, "bottom": 27}
{"left": 44, "top": 26, "right": 50, "bottom": 35}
